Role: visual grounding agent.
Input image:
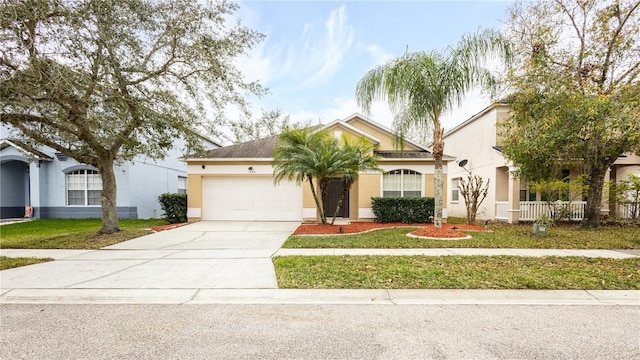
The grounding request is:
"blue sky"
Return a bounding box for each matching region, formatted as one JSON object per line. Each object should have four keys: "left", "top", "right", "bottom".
{"left": 235, "top": 0, "right": 514, "bottom": 131}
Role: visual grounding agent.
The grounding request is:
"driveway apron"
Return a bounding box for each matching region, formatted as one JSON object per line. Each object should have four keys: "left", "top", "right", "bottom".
{"left": 0, "top": 221, "right": 300, "bottom": 290}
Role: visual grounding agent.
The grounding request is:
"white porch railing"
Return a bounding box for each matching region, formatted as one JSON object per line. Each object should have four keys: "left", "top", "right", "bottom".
{"left": 618, "top": 203, "right": 640, "bottom": 220}
{"left": 495, "top": 201, "right": 508, "bottom": 220}
{"left": 519, "top": 201, "right": 586, "bottom": 221}
{"left": 495, "top": 201, "right": 639, "bottom": 222}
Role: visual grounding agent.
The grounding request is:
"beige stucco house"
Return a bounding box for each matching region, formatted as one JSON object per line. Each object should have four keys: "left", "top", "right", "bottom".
{"left": 183, "top": 113, "right": 453, "bottom": 222}
{"left": 444, "top": 102, "right": 640, "bottom": 223}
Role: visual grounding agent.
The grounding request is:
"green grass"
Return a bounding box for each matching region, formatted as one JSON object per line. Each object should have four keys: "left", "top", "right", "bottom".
{"left": 0, "top": 256, "right": 54, "bottom": 270}
{"left": 0, "top": 218, "right": 167, "bottom": 249}
{"left": 283, "top": 223, "right": 640, "bottom": 249}
{"left": 274, "top": 255, "right": 640, "bottom": 289}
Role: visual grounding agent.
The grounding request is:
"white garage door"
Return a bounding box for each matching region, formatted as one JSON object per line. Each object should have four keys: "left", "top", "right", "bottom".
{"left": 202, "top": 177, "right": 302, "bottom": 221}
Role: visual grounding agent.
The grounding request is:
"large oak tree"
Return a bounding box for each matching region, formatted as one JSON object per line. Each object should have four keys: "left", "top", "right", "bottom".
{"left": 0, "top": 0, "right": 265, "bottom": 233}
{"left": 502, "top": 0, "right": 640, "bottom": 228}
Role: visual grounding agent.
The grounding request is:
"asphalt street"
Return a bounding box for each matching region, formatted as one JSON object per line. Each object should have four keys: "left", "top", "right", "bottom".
{"left": 1, "top": 304, "right": 639, "bottom": 359}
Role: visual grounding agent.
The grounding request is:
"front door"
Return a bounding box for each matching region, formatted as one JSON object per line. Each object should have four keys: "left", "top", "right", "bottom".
{"left": 324, "top": 179, "right": 349, "bottom": 218}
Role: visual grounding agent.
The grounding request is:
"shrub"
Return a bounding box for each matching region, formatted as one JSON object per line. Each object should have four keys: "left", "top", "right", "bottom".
{"left": 371, "top": 197, "right": 434, "bottom": 223}
{"left": 158, "top": 193, "right": 187, "bottom": 224}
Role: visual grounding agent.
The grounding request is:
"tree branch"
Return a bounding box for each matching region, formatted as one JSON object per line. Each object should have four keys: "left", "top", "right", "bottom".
{"left": 554, "top": 0, "right": 586, "bottom": 70}
{"left": 600, "top": 1, "right": 640, "bottom": 92}
{"left": 1, "top": 114, "right": 97, "bottom": 165}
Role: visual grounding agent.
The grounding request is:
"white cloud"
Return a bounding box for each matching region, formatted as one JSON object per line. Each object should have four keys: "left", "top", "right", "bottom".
{"left": 235, "top": 5, "right": 355, "bottom": 90}
{"left": 440, "top": 89, "right": 492, "bottom": 130}
{"left": 236, "top": 39, "right": 273, "bottom": 84}
{"left": 299, "top": 5, "right": 354, "bottom": 88}
{"left": 365, "top": 44, "right": 394, "bottom": 66}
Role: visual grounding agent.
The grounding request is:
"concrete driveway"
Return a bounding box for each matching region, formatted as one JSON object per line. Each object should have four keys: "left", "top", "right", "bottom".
{"left": 0, "top": 221, "right": 300, "bottom": 291}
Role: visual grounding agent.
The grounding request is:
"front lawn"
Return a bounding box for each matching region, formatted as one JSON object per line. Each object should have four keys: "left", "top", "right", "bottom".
{"left": 0, "top": 218, "right": 167, "bottom": 249}
{"left": 282, "top": 223, "right": 640, "bottom": 249}
{"left": 0, "top": 256, "right": 54, "bottom": 270}
{"left": 274, "top": 255, "right": 640, "bottom": 289}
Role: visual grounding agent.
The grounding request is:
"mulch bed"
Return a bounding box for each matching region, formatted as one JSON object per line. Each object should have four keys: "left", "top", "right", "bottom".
{"left": 293, "top": 222, "right": 487, "bottom": 238}
{"left": 150, "top": 223, "right": 188, "bottom": 232}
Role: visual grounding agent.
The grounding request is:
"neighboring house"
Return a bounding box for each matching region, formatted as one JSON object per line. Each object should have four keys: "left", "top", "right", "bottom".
{"left": 184, "top": 113, "right": 454, "bottom": 222}
{"left": 443, "top": 102, "right": 640, "bottom": 223}
{"left": 0, "top": 136, "right": 219, "bottom": 220}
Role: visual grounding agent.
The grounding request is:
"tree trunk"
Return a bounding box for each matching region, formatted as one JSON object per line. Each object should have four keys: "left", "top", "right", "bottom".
{"left": 331, "top": 180, "right": 350, "bottom": 225}
{"left": 433, "top": 155, "right": 443, "bottom": 227}
{"left": 307, "top": 177, "right": 327, "bottom": 224}
{"left": 432, "top": 125, "right": 444, "bottom": 228}
{"left": 319, "top": 180, "right": 329, "bottom": 224}
{"left": 581, "top": 164, "right": 607, "bottom": 228}
{"left": 97, "top": 157, "right": 120, "bottom": 234}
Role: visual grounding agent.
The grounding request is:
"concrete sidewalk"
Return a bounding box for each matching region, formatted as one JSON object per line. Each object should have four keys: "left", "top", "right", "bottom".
{"left": 5, "top": 248, "right": 639, "bottom": 260}
{"left": 274, "top": 248, "right": 640, "bottom": 258}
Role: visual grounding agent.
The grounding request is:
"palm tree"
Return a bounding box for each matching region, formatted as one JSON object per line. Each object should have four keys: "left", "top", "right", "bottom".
{"left": 273, "top": 128, "right": 328, "bottom": 222}
{"left": 356, "top": 29, "right": 512, "bottom": 227}
{"left": 273, "top": 128, "right": 381, "bottom": 224}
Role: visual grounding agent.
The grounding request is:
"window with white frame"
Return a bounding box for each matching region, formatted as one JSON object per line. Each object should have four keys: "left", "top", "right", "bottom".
{"left": 451, "top": 178, "right": 460, "bottom": 202}
{"left": 383, "top": 169, "right": 422, "bottom": 197}
{"left": 178, "top": 176, "right": 187, "bottom": 194}
{"left": 66, "top": 169, "right": 102, "bottom": 206}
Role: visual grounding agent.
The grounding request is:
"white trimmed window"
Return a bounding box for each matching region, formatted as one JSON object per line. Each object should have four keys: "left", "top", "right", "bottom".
{"left": 451, "top": 178, "right": 460, "bottom": 202}
{"left": 383, "top": 169, "right": 422, "bottom": 197}
{"left": 178, "top": 176, "right": 187, "bottom": 194}
{"left": 66, "top": 169, "right": 102, "bottom": 206}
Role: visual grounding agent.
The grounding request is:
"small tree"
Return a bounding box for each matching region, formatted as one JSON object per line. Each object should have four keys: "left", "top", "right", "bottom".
{"left": 529, "top": 176, "right": 589, "bottom": 221}
{"left": 611, "top": 174, "right": 640, "bottom": 221}
{"left": 459, "top": 175, "right": 490, "bottom": 224}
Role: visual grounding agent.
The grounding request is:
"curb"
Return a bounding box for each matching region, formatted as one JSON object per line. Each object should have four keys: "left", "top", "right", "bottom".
{"left": 1, "top": 288, "right": 638, "bottom": 305}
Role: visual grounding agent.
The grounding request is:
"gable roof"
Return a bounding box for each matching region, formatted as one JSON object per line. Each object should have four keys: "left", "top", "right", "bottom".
{"left": 320, "top": 118, "right": 381, "bottom": 144}
{"left": 186, "top": 114, "right": 459, "bottom": 161}
{"left": 375, "top": 150, "right": 436, "bottom": 159}
{"left": 443, "top": 101, "right": 509, "bottom": 139}
{"left": 343, "top": 113, "right": 432, "bottom": 152}
{"left": 0, "top": 139, "right": 53, "bottom": 161}
{"left": 187, "top": 134, "right": 280, "bottom": 159}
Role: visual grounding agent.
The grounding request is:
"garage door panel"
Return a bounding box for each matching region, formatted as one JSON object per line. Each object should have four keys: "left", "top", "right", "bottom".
{"left": 202, "top": 177, "right": 302, "bottom": 221}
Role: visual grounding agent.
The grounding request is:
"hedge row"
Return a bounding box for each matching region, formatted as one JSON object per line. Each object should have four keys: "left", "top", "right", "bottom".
{"left": 158, "top": 193, "right": 187, "bottom": 224}
{"left": 371, "top": 197, "right": 435, "bottom": 223}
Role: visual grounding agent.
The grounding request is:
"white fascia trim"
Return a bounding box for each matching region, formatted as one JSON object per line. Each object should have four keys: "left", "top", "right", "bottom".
{"left": 319, "top": 120, "right": 381, "bottom": 144}
{"left": 0, "top": 139, "right": 52, "bottom": 161}
{"left": 342, "top": 113, "right": 432, "bottom": 152}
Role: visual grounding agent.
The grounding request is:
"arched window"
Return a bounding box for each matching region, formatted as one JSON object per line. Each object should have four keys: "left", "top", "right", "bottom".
{"left": 383, "top": 169, "right": 422, "bottom": 197}
{"left": 66, "top": 169, "right": 102, "bottom": 206}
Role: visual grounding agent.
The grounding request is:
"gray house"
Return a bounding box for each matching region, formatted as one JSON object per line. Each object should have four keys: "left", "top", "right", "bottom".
{"left": 0, "top": 137, "right": 219, "bottom": 220}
